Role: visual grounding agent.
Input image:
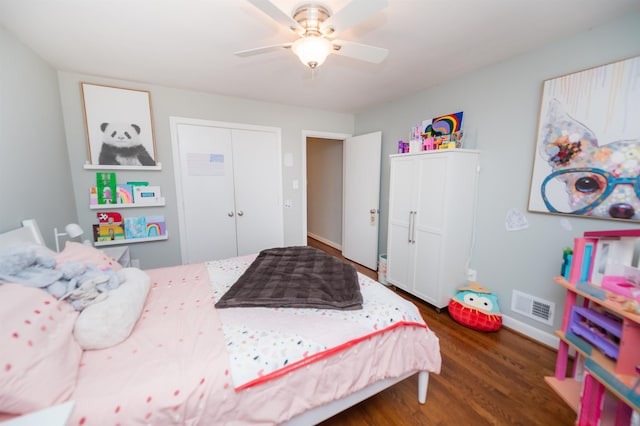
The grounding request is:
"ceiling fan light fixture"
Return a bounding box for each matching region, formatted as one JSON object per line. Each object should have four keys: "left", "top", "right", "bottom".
{"left": 292, "top": 36, "right": 332, "bottom": 69}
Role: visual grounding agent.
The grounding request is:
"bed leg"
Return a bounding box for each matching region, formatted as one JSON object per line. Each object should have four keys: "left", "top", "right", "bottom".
{"left": 418, "top": 371, "right": 429, "bottom": 404}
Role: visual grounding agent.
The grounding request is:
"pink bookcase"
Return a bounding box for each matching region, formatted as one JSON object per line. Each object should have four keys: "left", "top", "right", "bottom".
{"left": 545, "top": 229, "right": 640, "bottom": 425}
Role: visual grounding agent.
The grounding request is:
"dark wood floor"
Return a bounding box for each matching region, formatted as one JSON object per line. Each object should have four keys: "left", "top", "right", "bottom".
{"left": 307, "top": 238, "right": 576, "bottom": 426}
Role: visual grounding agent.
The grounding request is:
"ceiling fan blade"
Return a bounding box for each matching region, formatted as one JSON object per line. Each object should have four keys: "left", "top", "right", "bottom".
{"left": 320, "top": 0, "right": 388, "bottom": 36}
{"left": 246, "top": 0, "right": 304, "bottom": 34}
{"left": 332, "top": 40, "right": 388, "bottom": 64}
{"left": 234, "top": 42, "right": 293, "bottom": 57}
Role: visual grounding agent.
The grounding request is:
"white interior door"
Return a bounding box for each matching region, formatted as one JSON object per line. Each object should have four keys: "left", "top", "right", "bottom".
{"left": 175, "top": 123, "right": 238, "bottom": 263}
{"left": 342, "top": 131, "right": 382, "bottom": 269}
{"left": 232, "top": 128, "right": 284, "bottom": 255}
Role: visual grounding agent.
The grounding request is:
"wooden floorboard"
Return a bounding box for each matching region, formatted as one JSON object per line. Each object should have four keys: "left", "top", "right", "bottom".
{"left": 307, "top": 237, "right": 576, "bottom": 426}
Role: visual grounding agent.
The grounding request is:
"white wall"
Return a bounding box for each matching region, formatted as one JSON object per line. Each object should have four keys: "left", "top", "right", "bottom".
{"left": 355, "top": 12, "right": 640, "bottom": 342}
{"left": 57, "top": 72, "right": 354, "bottom": 268}
{"left": 0, "top": 25, "right": 76, "bottom": 246}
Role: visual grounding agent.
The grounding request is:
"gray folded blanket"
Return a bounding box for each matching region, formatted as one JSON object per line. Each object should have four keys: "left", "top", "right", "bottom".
{"left": 215, "top": 246, "right": 363, "bottom": 310}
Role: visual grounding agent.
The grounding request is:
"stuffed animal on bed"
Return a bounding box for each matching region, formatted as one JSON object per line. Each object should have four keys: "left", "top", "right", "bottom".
{"left": 448, "top": 281, "right": 502, "bottom": 332}
{"left": 98, "top": 122, "right": 155, "bottom": 166}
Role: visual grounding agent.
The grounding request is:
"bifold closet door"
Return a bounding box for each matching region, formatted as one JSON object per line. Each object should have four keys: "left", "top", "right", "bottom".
{"left": 176, "top": 124, "right": 238, "bottom": 263}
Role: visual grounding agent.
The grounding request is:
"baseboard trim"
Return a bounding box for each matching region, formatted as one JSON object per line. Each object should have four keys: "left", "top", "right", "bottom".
{"left": 501, "top": 314, "right": 559, "bottom": 349}
{"left": 307, "top": 233, "right": 342, "bottom": 251}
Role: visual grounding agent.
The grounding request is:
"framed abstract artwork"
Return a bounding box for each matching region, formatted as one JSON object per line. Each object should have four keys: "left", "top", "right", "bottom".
{"left": 81, "top": 82, "right": 158, "bottom": 169}
{"left": 528, "top": 56, "right": 640, "bottom": 222}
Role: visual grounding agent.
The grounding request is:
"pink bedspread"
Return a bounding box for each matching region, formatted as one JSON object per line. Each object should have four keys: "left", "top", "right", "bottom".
{"left": 67, "top": 262, "right": 441, "bottom": 425}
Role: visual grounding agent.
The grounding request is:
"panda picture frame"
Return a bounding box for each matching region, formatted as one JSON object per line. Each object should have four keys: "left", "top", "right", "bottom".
{"left": 527, "top": 55, "right": 640, "bottom": 223}
{"left": 81, "top": 82, "right": 160, "bottom": 170}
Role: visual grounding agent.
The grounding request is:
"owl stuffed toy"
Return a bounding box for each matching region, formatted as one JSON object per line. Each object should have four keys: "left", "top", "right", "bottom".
{"left": 448, "top": 281, "right": 502, "bottom": 332}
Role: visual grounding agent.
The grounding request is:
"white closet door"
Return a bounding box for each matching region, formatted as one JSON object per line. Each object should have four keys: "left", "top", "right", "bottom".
{"left": 176, "top": 124, "right": 238, "bottom": 263}
{"left": 231, "top": 129, "right": 284, "bottom": 255}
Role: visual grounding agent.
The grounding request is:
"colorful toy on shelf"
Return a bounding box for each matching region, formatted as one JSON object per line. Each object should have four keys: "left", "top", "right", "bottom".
{"left": 448, "top": 281, "right": 502, "bottom": 332}
{"left": 96, "top": 211, "right": 124, "bottom": 242}
{"left": 560, "top": 247, "right": 573, "bottom": 280}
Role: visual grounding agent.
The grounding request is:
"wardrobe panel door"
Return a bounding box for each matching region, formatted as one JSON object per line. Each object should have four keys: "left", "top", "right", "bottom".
{"left": 386, "top": 156, "right": 417, "bottom": 291}
{"left": 231, "top": 129, "right": 284, "bottom": 256}
{"left": 176, "top": 124, "right": 237, "bottom": 262}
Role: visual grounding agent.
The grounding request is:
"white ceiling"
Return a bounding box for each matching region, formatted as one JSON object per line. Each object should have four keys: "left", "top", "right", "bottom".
{"left": 1, "top": 0, "right": 639, "bottom": 114}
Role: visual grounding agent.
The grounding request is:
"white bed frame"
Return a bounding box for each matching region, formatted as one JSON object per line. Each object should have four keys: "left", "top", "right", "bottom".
{"left": 285, "top": 370, "right": 428, "bottom": 425}
{"left": 0, "top": 220, "right": 431, "bottom": 425}
{"left": 0, "top": 219, "right": 45, "bottom": 248}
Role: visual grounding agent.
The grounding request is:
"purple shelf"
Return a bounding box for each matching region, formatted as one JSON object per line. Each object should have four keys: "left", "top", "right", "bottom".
{"left": 569, "top": 306, "right": 621, "bottom": 359}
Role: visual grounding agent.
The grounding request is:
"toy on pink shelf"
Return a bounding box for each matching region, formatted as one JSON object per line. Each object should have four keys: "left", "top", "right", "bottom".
{"left": 422, "top": 137, "right": 435, "bottom": 151}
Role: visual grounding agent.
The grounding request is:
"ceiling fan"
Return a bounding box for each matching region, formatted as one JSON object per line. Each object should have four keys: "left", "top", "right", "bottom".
{"left": 236, "top": 0, "right": 389, "bottom": 69}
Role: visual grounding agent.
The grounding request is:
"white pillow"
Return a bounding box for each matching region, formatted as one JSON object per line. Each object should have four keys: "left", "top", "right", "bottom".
{"left": 73, "top": 267, "right": 150, "bottom": 350}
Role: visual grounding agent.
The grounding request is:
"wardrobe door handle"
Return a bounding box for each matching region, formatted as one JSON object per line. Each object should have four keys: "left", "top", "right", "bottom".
{"left": 228, "top": 211, "right": 234, "bottom": 217}
{"left": 408, "top": 211, "right": 413, "bottom": 243}
{"left": 237, "top": 210, "right": 244, "bottom": 217}
{"left": 411, "top": 211, "right": 417, "bottom": 243}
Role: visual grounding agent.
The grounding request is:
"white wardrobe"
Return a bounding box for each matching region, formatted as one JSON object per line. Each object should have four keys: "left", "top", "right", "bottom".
{"left": 386, "top": 150, "right": 480, "bottom": 310}
{"left": 171, "top": 118, "right": 284, "bottom": 264}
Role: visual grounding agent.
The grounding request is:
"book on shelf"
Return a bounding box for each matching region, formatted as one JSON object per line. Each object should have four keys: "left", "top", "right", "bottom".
{"left": 96, "top": 172, "right": 117, "bottom": 204}
{"left": 145, "top": 215, "right": 166, "bottom": 237}
{"left": 568, "top": 237, "right": 598, "bottom": 284}
{"left": 117, "top": 184, "right": 133, "bottom": 204}
{"left": 97, "top": 224, "right": 125, "bottom": 241}
{"left": 124, "top": 216, "right": 147, "bottom": 239}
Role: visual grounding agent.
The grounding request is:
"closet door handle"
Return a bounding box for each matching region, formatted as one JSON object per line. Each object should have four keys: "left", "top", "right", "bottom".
{"left": 237, "top": 210, "right": 244, "bottom": 217}
{"left": 411, "top": 211, "right": 417, "bottom": 243}
{"left": 408, "top": 211, "right": 414, "bottom": 243}
{"left": 227, "top": 211, "right": 234, "bottom": 217}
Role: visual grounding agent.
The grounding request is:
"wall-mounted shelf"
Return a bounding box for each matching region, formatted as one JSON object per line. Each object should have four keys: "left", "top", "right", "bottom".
{"left": 84, "top": 162, "right": 162, "bottom": 171}
{"left": 94, "top": 233, "right": 168, "bottom": 247}
{"left": 90, "top": 198, "right": 166, "bottom": 209}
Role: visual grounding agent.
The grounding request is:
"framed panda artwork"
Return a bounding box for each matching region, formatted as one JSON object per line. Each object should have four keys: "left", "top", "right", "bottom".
{"left": 81, "top": 82, "right": 158, "bottom": 169}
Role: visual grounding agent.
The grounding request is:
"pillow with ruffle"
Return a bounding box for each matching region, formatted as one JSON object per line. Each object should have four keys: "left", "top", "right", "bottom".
{"left": 0, "top": 283, "right": 82, "bottom": 414}
{"left": 55, "top": 241, "right": 122, "bottom": 271}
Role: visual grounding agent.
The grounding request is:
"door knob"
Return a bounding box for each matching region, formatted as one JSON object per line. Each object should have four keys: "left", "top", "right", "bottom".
{"left": 228, "top": 211, "right": 234, "bottom": 217}
{"left": 237, "top": 210, "right": 244, "bottom": 216}
{"left": 370, "top": 208, "right": 377, "bottom": 214}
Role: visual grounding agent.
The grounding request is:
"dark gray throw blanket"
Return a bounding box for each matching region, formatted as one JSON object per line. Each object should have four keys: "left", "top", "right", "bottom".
{"left": 215, "top": 246, "right": 363, "bottom": 310}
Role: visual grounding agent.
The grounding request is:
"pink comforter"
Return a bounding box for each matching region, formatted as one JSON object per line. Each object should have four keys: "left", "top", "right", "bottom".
{"left": 68, "top": 262, "right": 441, "bottom": 425}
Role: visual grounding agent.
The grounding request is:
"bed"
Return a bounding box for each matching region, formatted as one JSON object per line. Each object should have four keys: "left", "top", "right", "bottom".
{"left": 0, "top": 220, "right": 441, "bottom": 425}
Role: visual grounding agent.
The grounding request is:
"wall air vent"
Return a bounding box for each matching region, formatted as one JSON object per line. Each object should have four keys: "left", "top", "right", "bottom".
{"left": 511, "top": 290, "right": 555, "bottom": 325}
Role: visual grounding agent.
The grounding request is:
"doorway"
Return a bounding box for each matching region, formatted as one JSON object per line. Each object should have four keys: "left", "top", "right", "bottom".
{"left": 303, "top": 130, "right": 382, "bottom": 270}
{"left": 306, "top": 136, "right": 344, "bottom": 250}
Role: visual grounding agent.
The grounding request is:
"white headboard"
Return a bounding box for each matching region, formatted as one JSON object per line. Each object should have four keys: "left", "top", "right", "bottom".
{"left": 0, "top": 219, "right": 46, "bottom": 249}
